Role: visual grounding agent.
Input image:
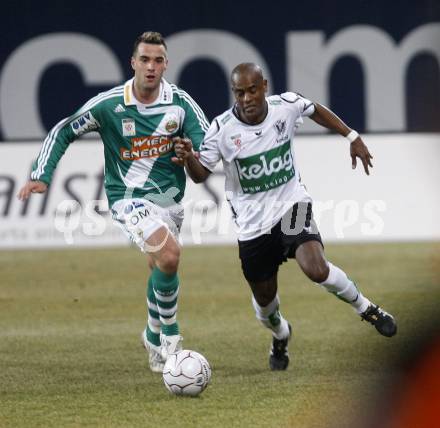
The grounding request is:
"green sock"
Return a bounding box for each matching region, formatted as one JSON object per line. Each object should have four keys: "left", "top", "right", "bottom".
{"left": 146, "top": 275, "right": 161, "bottom": 346}
{"left": 151, "top": 267, "right": 180, "bottom": 336}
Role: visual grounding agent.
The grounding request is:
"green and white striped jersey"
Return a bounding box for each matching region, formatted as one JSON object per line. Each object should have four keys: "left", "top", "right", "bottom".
{"left": 31, "top": 78, "right": 209, "bottom": 207}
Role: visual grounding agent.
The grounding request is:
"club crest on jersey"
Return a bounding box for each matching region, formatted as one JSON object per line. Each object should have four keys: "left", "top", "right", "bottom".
{"left": 274, "top": 120, "right": 286, "bottom": 135}
{"left": 122, "top": 119, "right": 136, "bottom": 136}
{"left": 274, "top": 119, "right": 289, "bottom": 143}
{"left": 230, "top": 134, "right": 242, "bottom": 149}
{"left": 165, "top": 119, "right": 178, "bottom": 133}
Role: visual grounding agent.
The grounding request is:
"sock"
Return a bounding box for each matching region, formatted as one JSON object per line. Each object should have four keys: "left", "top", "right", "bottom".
{"left": 319, "top": 262, "right": 370, "bottom": 313}
{"left": 252, "top": 294, "right": 290, "bottom": 340}
{"left": 146, "top": 275, "right": 161, "bottom": 346}
{"left": 151, "top": 267, "right": 180, "bottom": 336}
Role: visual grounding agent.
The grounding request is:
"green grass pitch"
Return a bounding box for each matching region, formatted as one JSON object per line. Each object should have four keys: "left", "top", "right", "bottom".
{"left": 1, "top": 242, "right": 439, "bottom": 427}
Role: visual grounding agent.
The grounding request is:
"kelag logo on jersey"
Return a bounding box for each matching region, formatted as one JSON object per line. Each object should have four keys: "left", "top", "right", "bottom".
{"left": 235, "top": 140, "right": 295, "bottom": 194}
{"left": 120, "top": 136, "right": 173, "bottom": 160}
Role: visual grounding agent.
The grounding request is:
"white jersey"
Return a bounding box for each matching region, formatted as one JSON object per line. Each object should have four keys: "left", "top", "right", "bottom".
{"left": 199, "top": 92, "right": 315, "bottom": 241}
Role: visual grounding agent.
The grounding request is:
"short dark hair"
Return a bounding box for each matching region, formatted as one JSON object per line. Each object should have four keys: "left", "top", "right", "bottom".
{"left": 133, "top": 32, "right": 167, "bottom": 56}
{"left": 231, "top": 63, "right": 263, "bottom": 83}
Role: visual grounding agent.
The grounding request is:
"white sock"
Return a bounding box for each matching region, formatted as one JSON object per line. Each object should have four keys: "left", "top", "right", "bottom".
{"left": 252, "top": 294, "right": 290, "bottom": 339}
{"left": 319, "top": 263, "right": 370, "bottom": 314}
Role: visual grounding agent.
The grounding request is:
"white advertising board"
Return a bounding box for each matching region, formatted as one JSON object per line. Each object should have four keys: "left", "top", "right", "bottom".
{"left": 0, "top": 134, "right": 439, "bottom": 249}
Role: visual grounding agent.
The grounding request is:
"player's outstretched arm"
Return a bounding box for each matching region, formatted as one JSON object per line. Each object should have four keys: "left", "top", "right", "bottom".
{"left": 171, "top": 137, "right": 211, "bottom": 183}
{"left": 310, "top": 102, "right": 374, "bottom": 175}
{"left": 17, "top": 180, "right": 48, "bottom": 201}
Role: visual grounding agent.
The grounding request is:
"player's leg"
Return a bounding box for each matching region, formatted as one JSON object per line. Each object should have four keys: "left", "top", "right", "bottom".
{"left": 140, "top": 257, "right": 163, "bottom": 372}
{"left": 239, "top": 226, "right": 292, "bottom": 370}
{"left": 248, "top": 274, "right": 292, "bottom": 370}
{"left": 295, "top": 240, "right": 397, "bottom": 337}
{"left": 295, "top": 240, "right": 368, "bottom": 309}
{"left": 281, "top": 201, "right": 396, "bottom": 337}
{"left": 111, "top": 198, "right": 183, "bottom": 372}
{"left": 145, "top": 257, "right": 160, "bottom": 347}
{"left": 248, "top": 274, "right": 291, "bottom": 341}
{"left": 146, "top": 226, "right": 183, "bottom": 358}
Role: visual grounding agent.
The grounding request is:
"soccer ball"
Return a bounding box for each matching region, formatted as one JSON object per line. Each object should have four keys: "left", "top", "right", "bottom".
{"left": 162, "top": 350, "right": 211, "bottom": 396}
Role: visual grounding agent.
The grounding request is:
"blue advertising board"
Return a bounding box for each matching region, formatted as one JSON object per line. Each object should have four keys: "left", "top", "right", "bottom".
{"left": 1, "top": 0, "right": 439, "bottom": 139}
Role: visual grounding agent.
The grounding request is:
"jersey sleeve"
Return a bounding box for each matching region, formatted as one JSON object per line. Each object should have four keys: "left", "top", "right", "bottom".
{"left": 30, "top": 98, "right": 102, "bottom": 185}
{"left": 280, "top": 92, "right": 315, "bottom": 118}
{"left": 198, "top": 118, "right": 222, "bottom": 172}
{"left": 178, "top": 89, "right": 210, "bottom": 151}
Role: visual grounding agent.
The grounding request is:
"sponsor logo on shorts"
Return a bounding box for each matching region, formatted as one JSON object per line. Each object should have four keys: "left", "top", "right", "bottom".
{"left": 124, "top": 204, "right": 134, "bottom": 214}
{"left": 235, "top": 140, "right": 294, "bottom": 194}
{"left": 128, "top": 207, "right": 149, "bottom": 225}
{"left": 120, "top": 136, "right": 174, "bottom": 160}
{"left": 71, "top": 111, "right": 99, "bottom": 136}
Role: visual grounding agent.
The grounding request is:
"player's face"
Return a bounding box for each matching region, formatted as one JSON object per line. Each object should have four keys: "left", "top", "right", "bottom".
{"left": 131, "top": 43, "right": 168, "bottom": 92}
{"left": 232, "top": 72, "right": 267, "bottom": 125}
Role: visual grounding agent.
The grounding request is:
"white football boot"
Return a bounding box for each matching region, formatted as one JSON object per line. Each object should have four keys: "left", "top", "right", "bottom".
{"left": 141, "top": 329, "right": 166, "bottom": 373}
{"left": 160, "top": 333, "right": 183, "bottom": 360}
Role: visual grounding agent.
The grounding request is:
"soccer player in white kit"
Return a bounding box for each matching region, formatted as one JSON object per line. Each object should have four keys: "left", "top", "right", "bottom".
{"left": 174, "top": 63, "right": 397, "bottom": 371}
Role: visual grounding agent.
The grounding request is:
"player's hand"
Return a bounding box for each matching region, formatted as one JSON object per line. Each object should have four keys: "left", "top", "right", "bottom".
{"left": 350, "top": 137, "right": 373, "bottom": 175}
{"left": 17, "top": 180, "right": 48, "bottom": 201}
{"left": 171, "top": 137, "right": 195, "bottom": 165}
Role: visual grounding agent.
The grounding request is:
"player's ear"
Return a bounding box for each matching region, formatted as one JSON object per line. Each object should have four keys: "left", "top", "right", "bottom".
{"left": 130, "top": 56, "right": 136, "bottom": 71}
{"left": 164, "top": 57, "right": 169, "bottom": 71}
{"left": 263, "top": 79, "right": 268, "bottom": 93}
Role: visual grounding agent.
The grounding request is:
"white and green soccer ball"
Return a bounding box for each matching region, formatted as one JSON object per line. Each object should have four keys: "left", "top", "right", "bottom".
{"left": 162, "top": 350, "right": 211, "bottom": 397}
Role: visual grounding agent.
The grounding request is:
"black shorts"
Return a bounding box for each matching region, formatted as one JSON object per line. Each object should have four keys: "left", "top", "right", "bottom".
{"left": 238, "top": 202, "right": 323, "bottom": 283}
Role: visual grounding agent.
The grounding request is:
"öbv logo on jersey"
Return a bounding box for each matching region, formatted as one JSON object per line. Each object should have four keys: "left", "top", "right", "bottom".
{"left": 235, "top": 140, "right": 295, "bottom": 194}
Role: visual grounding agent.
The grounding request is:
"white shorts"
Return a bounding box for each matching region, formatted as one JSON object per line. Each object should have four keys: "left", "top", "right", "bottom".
{"left": 111, "top": 198, "right": 184, "bottom": 253}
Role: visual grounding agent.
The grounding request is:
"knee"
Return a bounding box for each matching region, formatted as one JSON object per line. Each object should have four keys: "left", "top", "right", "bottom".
{"left": 303, "top": 261, "right": 329, "bottom": 283}
{"left": 157, "top": 247, "right": 180, "bottom": 274}
{"left": 250, "top": 280, "right": 277, "bottom": 307}
{"left": 253, "top": 291, "right": 275, "bottom": 307}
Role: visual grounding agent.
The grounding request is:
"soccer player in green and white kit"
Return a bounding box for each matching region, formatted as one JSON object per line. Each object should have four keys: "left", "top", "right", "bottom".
{"left": 18, "top": 32, "right": 209, "bottom": 373}
{"left": 174, "top": 63, "right": 397, "bottom": 371}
